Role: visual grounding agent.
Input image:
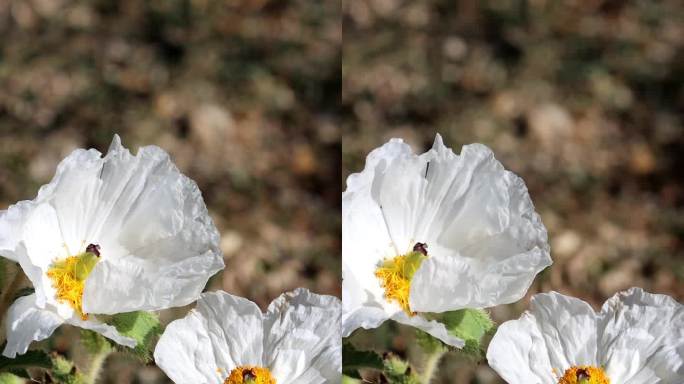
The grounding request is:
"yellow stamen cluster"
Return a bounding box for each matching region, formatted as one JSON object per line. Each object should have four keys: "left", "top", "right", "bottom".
{"left": 46, "top": 252, "right": 99, "bottom": 320}
{"left": 224, "top": 366, "right": 276, "bottom": 384}
{"left": 374, "top": 250, "right": 426, "bottom": 315}
{"left": 558, "top": 366, "right": 610, "bottom": 384}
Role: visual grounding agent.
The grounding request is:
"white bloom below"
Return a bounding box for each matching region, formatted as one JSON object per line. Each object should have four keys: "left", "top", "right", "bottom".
{"left": 487, "top": 287, "right": 684, "bottom": 383}
{"left": 153, "top": 288, "right": 341, "bottom": 384}
{"left": 342, "top": 134, "right": 551, "bottom": 347}
{"left": 0, "top": 135, "right": 224, "bottom": 357}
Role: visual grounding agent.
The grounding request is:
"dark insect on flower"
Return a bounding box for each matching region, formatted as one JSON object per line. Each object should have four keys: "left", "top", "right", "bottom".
{"left": 576, "top": 368, "right": 590, "bottom": 381}
{"left": 86, "top": 244, "right": 101, "bottom": 257}
{"left": 413, "top": 242, "right": 428, "bottom": 256}
{"left": 243, "top": 369, "right": 257, "bottom": 381}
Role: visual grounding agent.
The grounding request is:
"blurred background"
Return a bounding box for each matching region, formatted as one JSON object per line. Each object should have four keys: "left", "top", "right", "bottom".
{"left": 342, "top": 0, "right": 683, "bottom": 382}
{"left": 0, "top": 0, "right": 340, "bottom": 382}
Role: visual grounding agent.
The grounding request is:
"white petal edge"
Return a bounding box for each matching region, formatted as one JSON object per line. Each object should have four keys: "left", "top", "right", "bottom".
{"left": 154, "top": 311, "right": 222, "bottom": 384}
{"left": 341, "top": 266, "right": 392, "bottom": 337}
{"left": 391, "top": 312, "right": 465, "bottom": 348}
{"left": 263, "top": 288, "right": 341, "bottom": 384}
{"left": 598, "top": 287, "right": 684, "bottom": 383}
{"left": 487, "top": 291, "right": 600, "bottom": 384}
{"left": 0, "top": 201, "right": 36, "bottom": 262}
{"left": 154, "top": 291, "right": 265, "bottom": 384}
{"left": 3, "top": 294, "right": 63, "bottom": 358}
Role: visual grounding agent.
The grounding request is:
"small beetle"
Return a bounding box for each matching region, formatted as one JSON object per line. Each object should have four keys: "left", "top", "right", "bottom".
{"left": 243, "top": 368, "right": 257, "bottom": 382}
{"left": 576, "top": 368, "right": 590, "bottom": 382}
{"left": 86, "top": 244, "right": 101, "bottom": 257}
{"left": 413, "top": 242, "right": 428, "bottom": 256}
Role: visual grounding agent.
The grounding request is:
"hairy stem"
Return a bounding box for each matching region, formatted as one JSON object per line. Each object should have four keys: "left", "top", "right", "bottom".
{"left": 420, "top": 349, "right": 446, "bottom": 384}
{"left": 85, "top": 349, "right": 111, "bottom": 384}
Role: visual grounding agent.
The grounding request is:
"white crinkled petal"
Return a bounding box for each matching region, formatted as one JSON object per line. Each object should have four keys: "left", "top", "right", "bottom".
{"left": 410, "top": 245, "right": 550, "bottom": 313}
{"left": 3, "top": 294, "right": 63, "bottom": 358}
{"left": 155, "top": 290, "right": 265, "bottom": 384}
{"left": 68, "top": 316, "right": 136, "bottom": 349}
{"left": 391, "top": 312, "right": 465, "bottom": 348}
{"left": 486, "top": 312, "right": 555, "bottom": 384}
{"left": 527, "top": 292, "right": 599, "bottom": 369}
{"left": 1, "top": 135, "right": 223, "bottom": 316}
{"left": 342, "top": 142, "right": 408, "bottom": 335}
{"left": 22, "top": 203, "right": 68, "bottom": 270}
{"left": 197, "top": 291, "right": 264, "bottom": 370}
{"left": 598, "top": 287, "right": 684, "bottom": 383}
{"left": 342, "top": 135, "right": 550, "bottom": 336}
{"left": 0, "top": 201, "right": 36, "bottom": 262}
{"left": 488, "top": 289, "right": 684, "bottom": 384}
{"left": 263, "top": 288, "right": 341, "bottom": 384}
{"left": 487, "top": 292, "right": 600, "bottom": 384}
{"left": 341, "top": 266, "right": 392, "bottom": 337}
{"left": 154, "top": 311, "right": 223, "bottom": 384}
{"left": 54, "top": 135, "right": 224, "bottom": 314}
{"left": 82, "top": 249, "right": 223, "bottom": 314}
{"left": 410, "top": 143, "right": 550, "bottom": 312}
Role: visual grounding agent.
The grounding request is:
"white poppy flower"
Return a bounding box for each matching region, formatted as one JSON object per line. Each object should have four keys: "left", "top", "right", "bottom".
{"left": 487, "top": 287, "right": 684, "bottom": 384}
{"left": 153, "top": 288, "right": 341, "bottom": 384}
{"left": 0, "top": 135, "right": 224, "bottom": 357}
{"left": 342, "top": 134, "right": 551, "bottom": 347}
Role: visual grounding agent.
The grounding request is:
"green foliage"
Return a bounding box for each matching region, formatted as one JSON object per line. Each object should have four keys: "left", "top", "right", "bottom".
{"left": 341, "top": 375, "right": 361, "bottom": 384}
{"left": 431, "top": 309, "right": 496, "bottom": 360}
{"left": 342, "top": 342, "right": 383, "bottom": 379}
{"left": 109, "top": 311, "right": 162, "bottom": 362}
{"left": 382, "top": 354, "right": 420, "bottom": 384}
{"left": 414, "top": 330, "right": 446, "bottom": 354}
{"left": 80, "top": 330, "right": 112, "bottom": 355}
{"left": 0, "top": 372, "right": 23, "bottom": 384}
{"left": 50, "top": 354, "right": 86, "bottom": 384}
{"left": 0, "top": 349, "right": 52, "bottom": 372}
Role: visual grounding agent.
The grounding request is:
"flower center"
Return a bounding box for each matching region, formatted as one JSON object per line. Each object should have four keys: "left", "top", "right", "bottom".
{"left": 374, "top": 242, "right": 428, "bottom": 315}
{"left": 46, "top": 244, "right": 100, "bottom": 320}
{"left": 224, "top": 366, "right": 276, "bottom": 384}
{"left": 558, "top": 366, "right": 610, "bottom": 384}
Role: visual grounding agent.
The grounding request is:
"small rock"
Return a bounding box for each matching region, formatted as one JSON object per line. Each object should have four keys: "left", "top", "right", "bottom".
{"left": 553, "top": 230, "right": 582, "bottom": 258}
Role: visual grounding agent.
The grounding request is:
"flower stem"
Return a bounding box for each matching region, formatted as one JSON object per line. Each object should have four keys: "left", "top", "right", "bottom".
{"left": 85, "top": 349, "right": 111, "bottom": 384}
{"left": 420, "top": 349, "right": 446, "bottom": 384}
{"left": 0, "top": 266, "right": 26, "bottom": 318}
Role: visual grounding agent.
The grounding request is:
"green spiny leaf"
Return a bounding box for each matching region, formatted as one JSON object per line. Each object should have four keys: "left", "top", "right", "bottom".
{"left": 49, "top": 354, "right": 86, "bottom": 384}
{"left": 0, "top": 349, "right": 52, "bottom": 371}
{"left": 342, "top": 342, "right": 383, "bottom": 379}
{"left": 109, "top": 311, "right": 162, "bottom": 362}
{"left": 431, "top": 308, "right": 495, "bottom": 360}
{"left": 382, "top": 354, "right": 420, "bottom": 384}
{"left": 414, "top": 329, "right": 446, "bottom": 354}
{"left": 80, "top": 330, "right": 112, "bottom": 355}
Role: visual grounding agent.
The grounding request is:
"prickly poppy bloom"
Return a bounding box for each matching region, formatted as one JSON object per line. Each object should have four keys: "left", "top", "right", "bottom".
{"left": 0, "top": 135, "right": 223, "bottom": 357}
{"left": 342, "top": 135, "right": 551, "bottom": 347}
{"left": 487, "top": 288, "right": 684, "bottom": 384}
{"left": 154, "top": 288, "right": 341, "bottom": 384}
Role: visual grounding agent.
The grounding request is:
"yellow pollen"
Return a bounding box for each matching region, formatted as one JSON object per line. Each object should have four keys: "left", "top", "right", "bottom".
{"left": 374, "top": 250, "right": 426, "bottom": 315}
{"left": 224, "top": 366, "right": 276, "bottom": 384}
{"left": 558, "top": 366, "right": 610, "bottom": 384}
{"left": 46, "top": 251, "right": 99, "bottom": 320}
